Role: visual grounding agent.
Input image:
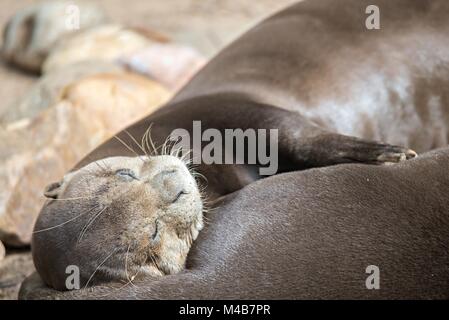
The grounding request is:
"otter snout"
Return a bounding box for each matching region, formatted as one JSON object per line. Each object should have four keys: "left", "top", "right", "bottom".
{"left": 150, "top": 168, "right": 191, "bottom": 204}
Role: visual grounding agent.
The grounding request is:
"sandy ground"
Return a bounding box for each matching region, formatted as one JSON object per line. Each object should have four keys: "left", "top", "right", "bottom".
{"left": 0, "top": 0, "right": 297, "bottom": 300}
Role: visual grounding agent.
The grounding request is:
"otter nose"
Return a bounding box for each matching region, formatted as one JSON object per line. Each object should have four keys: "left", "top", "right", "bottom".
{"left": 150, "top": 169, "right": 188, "bottom": 203}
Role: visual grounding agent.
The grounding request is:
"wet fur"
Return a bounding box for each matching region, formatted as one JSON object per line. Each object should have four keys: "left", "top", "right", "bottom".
{"left": 21, "top": 147, "right": 449, "bottom": 299}
{"left": 20, "top": 0, "right": 449, "bottom": 298}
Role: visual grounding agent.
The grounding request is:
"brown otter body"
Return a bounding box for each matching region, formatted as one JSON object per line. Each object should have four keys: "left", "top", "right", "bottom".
{"left": 70, "top": 0, "right": 449, "bottom": 199}
{"left": 21, "top": 0, "right": 449, "bottom": 298}
{"left": 21, "top": 147, "right": 449, "bottom": 299}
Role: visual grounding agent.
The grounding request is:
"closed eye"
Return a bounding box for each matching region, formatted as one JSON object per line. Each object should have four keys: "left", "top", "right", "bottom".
{"left": 115, "top": 169, "right": 139, "bottom": 181}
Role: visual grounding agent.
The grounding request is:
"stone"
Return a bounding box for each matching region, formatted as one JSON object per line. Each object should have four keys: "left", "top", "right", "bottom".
{"left": 119, "top": 43, "right": 206, "bottom": 91}
{"left": 42, "top": 24, "right": 155, "bottom": 74}
{"left": 0, "top": 241, "right": 5, "bottom": 262}
{"left": 1, "top": 0, "right": 108, "bottom": 73}
{"left": 0, "top": 61, "right": 124, "bottom": 125}
{"left": 0, "top": 72, "right": 170, "bottom": 246}
{"left": 0, "top": 251, "right": 34, "bottom": 300}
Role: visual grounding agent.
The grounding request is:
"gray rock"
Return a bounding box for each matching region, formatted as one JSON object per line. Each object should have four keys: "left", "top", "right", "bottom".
{"left": 0, "top": 251, "right": 34, "bottom": 300}
{"left": 1, "top": 0, "right": 108, "bottom": 72}
{"left": 0, "top": 72, "right": 169, "bottom": 246}
{"left": 0, "top": 61, "right": 123, "bottom": 125}
{"left": 42, "top": 24, "right": 152, "bottom": 74}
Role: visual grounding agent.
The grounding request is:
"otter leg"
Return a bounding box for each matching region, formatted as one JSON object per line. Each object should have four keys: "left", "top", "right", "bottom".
{"left": 290, "top": 133, "right": 417, "bottom": 168}
{"left": 253, "top": 105, "right": 419, "bottom": 169}
{"left": 79, "top": 96, "right": 418, "bottom": 177}
{"left": 145, "top": 98, "right": 418, "bottom": 171}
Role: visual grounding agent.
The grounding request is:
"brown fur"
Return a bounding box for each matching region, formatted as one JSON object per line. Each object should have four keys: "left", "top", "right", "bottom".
{"left": 21, "top": 147, "right": 449, "bottom": 299}
{"left": 20, "top": 0, "right": 449, "bottom": 298}
{"left": 32, "top": 156, "right": 203, "bottom": 290}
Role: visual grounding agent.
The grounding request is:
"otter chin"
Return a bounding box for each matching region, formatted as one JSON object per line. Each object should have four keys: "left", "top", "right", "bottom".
{"left": 32, "top": 155, "right": 204, "bottom": 291}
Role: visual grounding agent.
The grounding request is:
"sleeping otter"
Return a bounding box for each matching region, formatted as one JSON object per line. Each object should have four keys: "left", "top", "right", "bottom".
{"left": 21, "top": 147, "right": 449, "bottom": 299}
{"left": 32, "top": 155, "right": 204, "bottom": 290}
{"left": 20, "top": 0, "right": 449, "bottom": 298}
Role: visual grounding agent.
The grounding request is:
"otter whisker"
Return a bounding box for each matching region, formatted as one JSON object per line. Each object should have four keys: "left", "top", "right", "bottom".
{"left": 191, "top": 171, "right": 208, "bottom": 183}
{"left": 50, "top": 196, "right": 93, "bottom": 201}
{"left": 76, "top": 182, "right": 136, "bottom": 243}
{"left": 121, "top": 274, "right": 138, "bottom": 289}
{"left": 33, "top": 204, "right": 101, "bottom": 234}
{"left": 142, "top": 125, "right": 151, "bottom": 156}
{"left": 84, "top": 248, "right": 118, "bottom": 289}
{"left": 180, "top": 149, "right": 193, "bottom": 164}
{"left": 168, "top": 139, "right": 179, "bottom": 157}
{"left": 147, "top": 254, "right": 161, "bottom": 273}
{"left": 151, "top": 132, "right": 182, "bottom": 157}
{"left": 170, "top": 143, "right": 182, "bottom": 157}
{"left": 150, "top": 141, "right": 165, "bottom": 156}
{"left": 93, "top": 161, "right": 108, "bottom": 174}
{"left": 101, "top": 159, "right": 113, "bottom": 172}
{"left": 201, "top": 212, "right": 211, "bottom": 220}
{"left": 124, "top": 244, "right": 137, "bottom": 286}
{"left": 79, "top": 153, "right": 106, "bottom": 170}
{"left": 166, "top": 131, "right": 192, "bottom": 161}
{"left": 77, "top": 205, "right": 109, "bottom": 243}
{"left": 162, "top": 133, "right": 180, "bottom": 157}
{"left": 168, "top": 135, "right": 185, "bottom": 158}
{"left": 113, "top": 135, "right": 144, "bottom": 162}
{"left": 124, "top": 130, "right": 149, "bottom": 158}
{"left": 95, "top": 159, "right": 113, "bottom": 174}
{"left": 167, "top": 134, "right": 186, "bottom": 158}
{"left": 161, "top": 135, "right": 171, "bottom": 156}
{"left": 99, "top": 269, "right": 140, "bottom": 298}
{"left": 143, "top": 123, "right": 158, "bottom": 156}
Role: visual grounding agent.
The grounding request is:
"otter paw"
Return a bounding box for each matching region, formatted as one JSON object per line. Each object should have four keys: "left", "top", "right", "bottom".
{"left": 315, "top": 134, "right": 418, "bottom": 165}
{"left": 342, "top": 141, "right": 418, "bottom": 165}
{"left": 376, "top": 147, "right": 417, "bottom": 163}
{"left": 302, "top": 134, "right": 419, "bottom": 167}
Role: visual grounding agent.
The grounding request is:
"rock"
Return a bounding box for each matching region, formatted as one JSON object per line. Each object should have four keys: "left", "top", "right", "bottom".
{"left": 0, "top": 72, "right": 170, "bottom": 246}
{"left": 60, "top": 72, "right": 171, "bottom": 137}
{"left": 42, "top": 24, "right": 156, "bottom": 74}
{"left": 42, "top": 22, "right": 206, "bottom": 90}
{"left": 119, "top": 43, "right": 206, "bottom": 90}
{"left": 0, "top": 241, "right": 5, "bottom": 262}
{"left": 0, "top": 61, "right": 124, "bottom": 125}
{"left": 1, "top": 1, "right": 108, "bottom": 73}
{"left": 0, "top": 250, "right": 34, "bottom": 300}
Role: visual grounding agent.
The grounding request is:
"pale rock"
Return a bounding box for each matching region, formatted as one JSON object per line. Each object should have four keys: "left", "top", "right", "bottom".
{"left": 1, "top": 0, "right": 108, "bottom": 72}
{"left": 119, "top": 43, "right": 206, "bottom": 90}
{"left": 0, "top": 72, "right": 170, "bottom": 246}
{"left": 43, "top": 24, "right": 155, "bottom": 74}
{"left": 0, "top": 61, "right": 123, "bottom": 125}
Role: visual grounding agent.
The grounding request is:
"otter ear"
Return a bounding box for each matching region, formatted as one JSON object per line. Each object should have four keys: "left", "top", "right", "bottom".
{"left": 44, "top": 171, "right": 76, "bottom": 199}
{"left": 44, "top": 181, "right": 62, "bottom": 199}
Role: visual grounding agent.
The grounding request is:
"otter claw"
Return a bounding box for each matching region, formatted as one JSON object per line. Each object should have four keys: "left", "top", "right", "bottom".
{"left": 377, "top": 149, "right": 418, "bottom": 164}
{"left": 405, "top": 149, "right": 418, "bottom": 159}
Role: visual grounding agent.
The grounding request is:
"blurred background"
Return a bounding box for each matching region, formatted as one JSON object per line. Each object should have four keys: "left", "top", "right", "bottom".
{"left": 0, "top": 0, "right": 297, "bottom": 300}
{"left": 0, "top": 0, "right": 297, "bottom": 111}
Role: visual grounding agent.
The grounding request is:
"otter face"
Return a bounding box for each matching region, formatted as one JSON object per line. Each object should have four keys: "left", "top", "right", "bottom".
{"left": 32, "top": 155, "right": 204, "bottom": 290}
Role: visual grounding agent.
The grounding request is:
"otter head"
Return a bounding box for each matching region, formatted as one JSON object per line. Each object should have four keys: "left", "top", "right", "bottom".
{"left": 32, "top": 155, "right": 204, "bottom": 290}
